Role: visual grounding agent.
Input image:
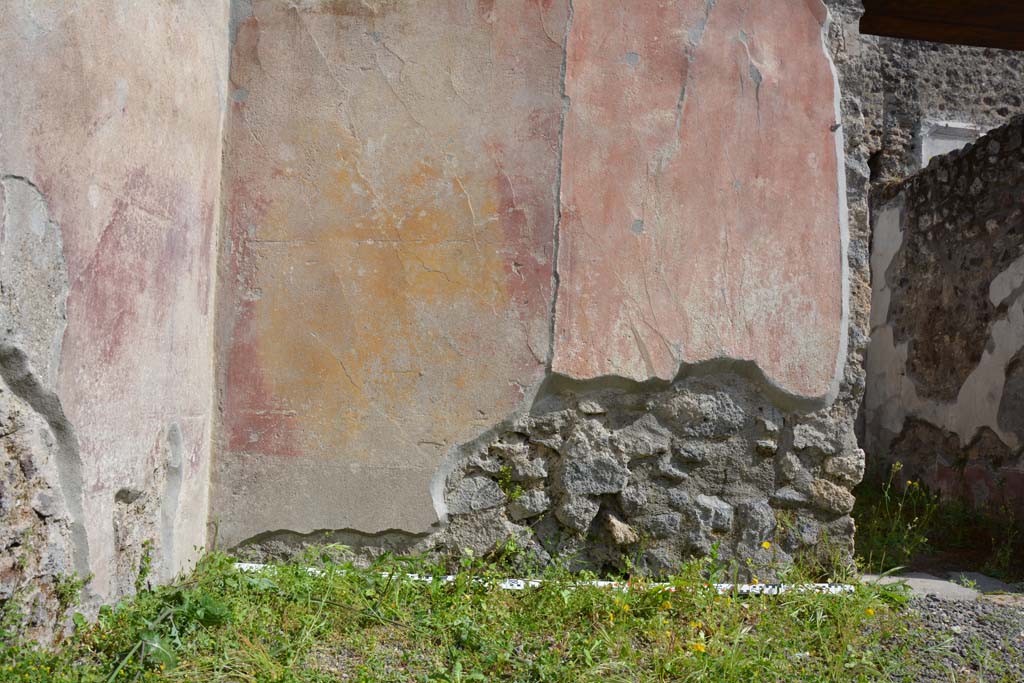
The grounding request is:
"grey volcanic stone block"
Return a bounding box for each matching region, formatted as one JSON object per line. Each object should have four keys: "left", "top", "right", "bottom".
{"left": 559, "top": 453, "right": 629, "bottom": 497}
{"left": 507, "top": 490, "right": 550, "bottom": 521}
{"left": 439, "top": 372, "right": 863, "bottom": 578}
{"left": 448, "top": 476, "right": 507, "bottom": 515}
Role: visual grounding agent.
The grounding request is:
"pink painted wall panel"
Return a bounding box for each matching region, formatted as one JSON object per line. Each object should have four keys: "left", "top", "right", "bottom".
{"left": 552, "top": 0, "right": 845, "bottom": 400}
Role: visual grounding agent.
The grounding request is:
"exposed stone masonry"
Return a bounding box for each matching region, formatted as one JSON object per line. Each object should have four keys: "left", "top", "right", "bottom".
{"left": 867, "top": 116, "right": 1024, "bottom": 519}
{"left": 0, "top": 345, "right": 77, "bottom": 643}
{"left": 439, "top": 373, "right": 861, "bottom": 577}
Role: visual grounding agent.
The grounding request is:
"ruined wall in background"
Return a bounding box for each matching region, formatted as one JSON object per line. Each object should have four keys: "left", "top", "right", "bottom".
{"left": 0, "top": 0, "right": 229, "bottom": 622}
{"left": 827, "top": 0, "right": 1024, "bottom": 517}
{"left": 825, "top": 0, "right": 1024, "bottom": 470}
{"left": 866, "top": 116, "right": 1024, "bottom": 519}
{"left": 218, "top": 0, "right": 859, "bottom": 576}
{"left": 826, "top": 0, "right": 1024, "bottom": 186}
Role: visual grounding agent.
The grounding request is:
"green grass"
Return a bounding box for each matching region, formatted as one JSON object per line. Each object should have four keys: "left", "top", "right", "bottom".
{"left": 0, "top": 546, "right": 935, "bottom": 683}
{"left": 6, "top": 460, "right": 1022, "bottom": 683}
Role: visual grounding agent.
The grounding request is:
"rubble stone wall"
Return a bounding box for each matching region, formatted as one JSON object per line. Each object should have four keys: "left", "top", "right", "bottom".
{"left": 866, "top": 116, "right": 1024, "bottom": 518}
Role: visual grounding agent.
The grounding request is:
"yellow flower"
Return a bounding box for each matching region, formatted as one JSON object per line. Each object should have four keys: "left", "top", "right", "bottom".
{"left": 752, "top": 577, "right": 759, "bottom": 585}
{"left": 866, "top": 607, "right": 875, "bottom": 617}
{"left": 690, "top": 642, "right": 707, "bottom": 653}
{"left": 622, "top": 603, "right": 631, "bottom": 612}
{"left": 761, "top": 541, "right": 772, "bottom": 550}
{"left": 660, "top": 601, "right": 672, "bottom": 611}
{"left": 689, "top": 620, "right": 703, "bottom": 630}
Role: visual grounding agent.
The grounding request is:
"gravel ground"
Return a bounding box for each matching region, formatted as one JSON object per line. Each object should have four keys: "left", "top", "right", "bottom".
{"left": 896, "top": 596, "right": 1024, "bottom": 682}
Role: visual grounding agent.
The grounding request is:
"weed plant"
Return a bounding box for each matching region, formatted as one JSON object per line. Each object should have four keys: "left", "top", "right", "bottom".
{"left": 852, "top": 462, "right": 936, "bottom": 572}
{"left": 853, "top": 461, "right": 1024, "bottom": 580}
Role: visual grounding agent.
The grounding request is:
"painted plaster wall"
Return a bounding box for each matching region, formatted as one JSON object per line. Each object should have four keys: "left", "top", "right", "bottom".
{"left": 553, "top": 0, "right": 846, "bottom": 401}
{"left": 1, "top": 0, "right": 1023, "bottom": 632}
{"left": 0, "top": 0, "right": 229, "bottom": 602}
{"left": 213, "top": 0, "right": 567, "bottom": 547}
{"left": 214, "top": 0, "right": 852, "bottom": 563}
{"left": 866, "top": 117, "right": 1024, "bottom": 518}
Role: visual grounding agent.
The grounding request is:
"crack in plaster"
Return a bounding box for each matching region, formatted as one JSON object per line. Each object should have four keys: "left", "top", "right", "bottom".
{"left": 546, "top": 0, "right": 573, "bottom": 373}
{"left": 217, "top": 0, "right": 854, "bottom": 551}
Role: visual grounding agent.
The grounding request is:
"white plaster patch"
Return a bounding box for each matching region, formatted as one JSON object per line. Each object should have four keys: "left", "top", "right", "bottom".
{"left": 919, "top": 120, "right": 985, "bottom": 167}
{"left": 868, "top": 201, "right": 903, "bottom": 333}
{"left": 990, "top": 252, "right": 1024, "bottom": 307}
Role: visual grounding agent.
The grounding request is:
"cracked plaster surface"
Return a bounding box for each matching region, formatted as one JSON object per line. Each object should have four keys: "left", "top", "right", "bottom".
{"left": 552, "top": 0, "right": 847, "bottom": 401}
{"left": 213, "top": 0, "right": 849, "bottom": 547}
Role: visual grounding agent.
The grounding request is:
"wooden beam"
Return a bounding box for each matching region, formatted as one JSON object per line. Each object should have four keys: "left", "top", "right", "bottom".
{"left": 860, "top": 1, "right": 1024, "bottom": 51}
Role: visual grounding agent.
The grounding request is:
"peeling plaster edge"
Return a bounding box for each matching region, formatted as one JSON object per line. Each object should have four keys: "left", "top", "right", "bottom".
{"left": 545, "top": 0, "right": 573, "bottom": 374}
{"left": 429, "top": 372, "right": 551, "bottom": 528}
{"left": 203, "top": 8, "right": 237, "bottom": 558}
{"left": 233, "top": 562, "right": 856, "bottom": 595}
{"left": 232, "top": 525, "right": 429, "bottom": 549}
{"left": 822, "top": 2, "right": 852, "bottom": 410}
{"left": 542, "top": 353, "right": 831, "bottom": 415}
{"left": 547, "top": 354, "right": 843, "bottom": 415}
